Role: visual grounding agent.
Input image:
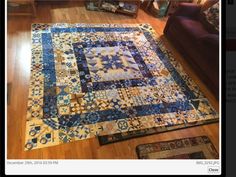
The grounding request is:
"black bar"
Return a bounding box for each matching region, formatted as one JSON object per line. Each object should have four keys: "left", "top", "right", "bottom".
{"left": 228, "top": 0, "right": 234, "bottom": 5}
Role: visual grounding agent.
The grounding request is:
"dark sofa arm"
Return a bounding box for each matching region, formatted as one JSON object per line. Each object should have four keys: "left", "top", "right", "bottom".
{"left": 173, "top": 3, "right": 202, "bottom": 18}
{"left": 164, "top": 3, "right": 202, "bottom": 35}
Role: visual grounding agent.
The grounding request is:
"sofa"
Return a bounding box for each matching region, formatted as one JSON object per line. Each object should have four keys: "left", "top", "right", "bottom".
{"left": 163, "top": 1, "right": 219, "bottom": 98}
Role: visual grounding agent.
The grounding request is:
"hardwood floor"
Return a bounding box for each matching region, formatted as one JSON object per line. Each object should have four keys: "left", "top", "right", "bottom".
{"left": 7, "top": 1, "right": 219, "bottom": 159}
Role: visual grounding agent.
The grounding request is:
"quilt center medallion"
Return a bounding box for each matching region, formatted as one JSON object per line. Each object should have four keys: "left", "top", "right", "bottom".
{"left": 84, "top": 46, "right": 143, "bottom": 82}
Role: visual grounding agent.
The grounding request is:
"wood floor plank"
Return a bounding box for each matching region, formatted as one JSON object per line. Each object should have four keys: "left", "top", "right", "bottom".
{"left": 7, "top": 1, "right": 219, "bottom": 159}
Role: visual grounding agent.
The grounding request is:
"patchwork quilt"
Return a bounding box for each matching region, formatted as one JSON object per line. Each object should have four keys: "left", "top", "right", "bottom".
{"left": 25, "top": 23, "right": 218, "bottom": 150}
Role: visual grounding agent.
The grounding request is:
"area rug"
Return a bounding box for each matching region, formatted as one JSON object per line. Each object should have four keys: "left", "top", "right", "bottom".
{"left": 136, "top": 136, "right": 219, "bottom": 159}
{"left": 25, "top": 23, "right": 219, "bottom": 150}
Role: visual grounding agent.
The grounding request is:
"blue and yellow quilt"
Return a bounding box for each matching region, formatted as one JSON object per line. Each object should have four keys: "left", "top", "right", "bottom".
{"left": 25, "top": 24, "right": 218, "bottom": 150}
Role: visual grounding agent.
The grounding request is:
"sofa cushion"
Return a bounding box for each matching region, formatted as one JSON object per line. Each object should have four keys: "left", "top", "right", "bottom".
{"left": 171, "top": 16, "right": 209, "bottom": 39}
